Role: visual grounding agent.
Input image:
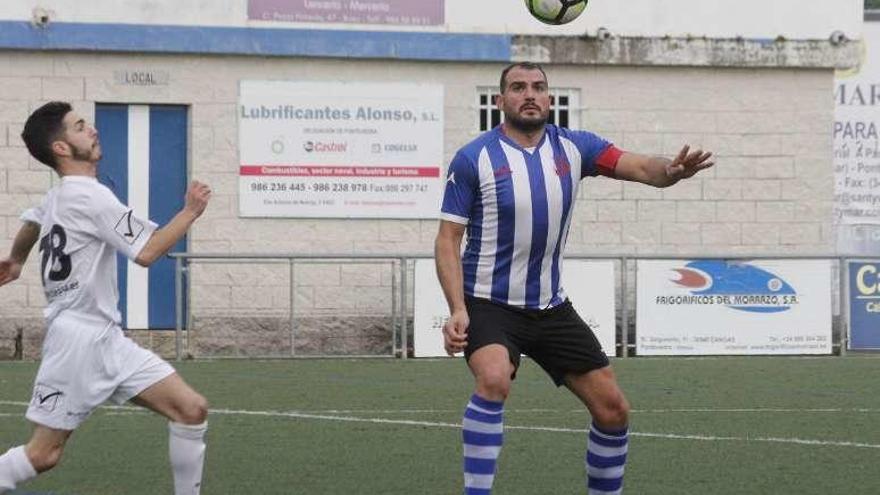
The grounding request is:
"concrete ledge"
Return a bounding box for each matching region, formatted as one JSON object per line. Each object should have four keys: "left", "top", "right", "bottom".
{"left": 187, "top": 315, "right": 395, "bottom": 358}
{"left": 512, "top": 35, "right": 861, "bottom": 69}
{"left": 0, "top": 316, "right": 396, "bottom": 360}
{"left": 0, "top": 318, "right": 45, "bottom": 360}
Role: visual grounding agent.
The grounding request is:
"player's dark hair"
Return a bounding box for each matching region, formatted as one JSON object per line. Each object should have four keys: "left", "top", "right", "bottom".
{"left": 499, "top": 62, "right": 548, "bottom": 93}
{"left": 21, "top": 101, "right": 72, "bottom": 169}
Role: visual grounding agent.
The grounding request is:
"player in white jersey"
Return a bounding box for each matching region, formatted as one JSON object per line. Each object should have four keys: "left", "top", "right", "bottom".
{"left": 435, "top": 63, "right": 715, "bottom": 495}
{"left": 0, "top": 102, "right": 211, "bottom": 494}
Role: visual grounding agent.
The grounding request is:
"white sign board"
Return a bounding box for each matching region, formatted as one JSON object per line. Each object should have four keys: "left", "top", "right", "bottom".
{"left": 238, "top": 81, "right": 443, "bottom": 218}
{"left": 413, "top": 259, "right": 617, "bottom": 358}
{"left": 834, "top": 21, "right": 880, "bottom": 226}
{"left": 413, "top": 259, "right": 451, "bottom": 358}
{"left": 636, "top": 260, "right": 832, "bottom": 356}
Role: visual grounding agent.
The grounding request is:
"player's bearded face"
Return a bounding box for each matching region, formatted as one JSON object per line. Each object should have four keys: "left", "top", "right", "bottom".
{"left": 62, "top": 138, "right": 101, "bottom": 163}
{"left": 504, "top": 104, "right": 550, "bottom": 132}
{"left": 498, "top": 69, "right": 551, "bottom": 133}
{"left": 60, "top": 111, "right": 102, "bottom": 163}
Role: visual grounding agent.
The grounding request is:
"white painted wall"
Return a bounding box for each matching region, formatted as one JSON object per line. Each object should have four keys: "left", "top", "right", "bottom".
{"left": 0, "top": 0, "right": 863, "bottom": 40}
{"left": 0, "top": 50, "right": 837, "bottom": 322}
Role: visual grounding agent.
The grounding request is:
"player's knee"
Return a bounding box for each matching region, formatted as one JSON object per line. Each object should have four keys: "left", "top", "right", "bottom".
{"left": 178, "top": 394, "right": 209, "bottom": 424}
{"left": 25, "top": 444, "right": 64, "bottom": 473}
{"left": 614, "top": 397, "right": 631, "bottom": 425}
{"left": 476, "top": 369, "right": 512, "bottom": 401}
{"left": 594, "top": 396, "right": 630, "bottom": 429}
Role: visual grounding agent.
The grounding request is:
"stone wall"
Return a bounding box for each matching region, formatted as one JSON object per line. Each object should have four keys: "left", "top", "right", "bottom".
{"left": 0, "top": 45, "right": 843, "bottom": 358}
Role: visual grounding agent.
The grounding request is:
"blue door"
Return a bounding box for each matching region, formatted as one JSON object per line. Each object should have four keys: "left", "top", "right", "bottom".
{"left": 95, "top": 104, "right": 188, "bottom": 329}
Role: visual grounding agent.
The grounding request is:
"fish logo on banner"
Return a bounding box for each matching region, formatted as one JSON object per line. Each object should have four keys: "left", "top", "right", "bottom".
{"left": 666, "top": 260, "right": 799, "bottom": 313}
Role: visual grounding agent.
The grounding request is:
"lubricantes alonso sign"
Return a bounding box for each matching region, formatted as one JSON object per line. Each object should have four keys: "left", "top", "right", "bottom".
{"left": 238, "top": 80, "right": 443, "bottom": 218}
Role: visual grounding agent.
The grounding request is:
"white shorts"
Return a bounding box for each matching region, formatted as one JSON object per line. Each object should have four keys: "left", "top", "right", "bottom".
{"left": 26, "top": 311, "right": 175, "bottom": 431}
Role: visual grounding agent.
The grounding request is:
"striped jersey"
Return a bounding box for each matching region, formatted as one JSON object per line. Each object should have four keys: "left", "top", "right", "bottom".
{"left": 440, "top": 124, "right": 622, "bottom": 310}
{"left": 21, "top": 176, "right": 157, "bottom": 326}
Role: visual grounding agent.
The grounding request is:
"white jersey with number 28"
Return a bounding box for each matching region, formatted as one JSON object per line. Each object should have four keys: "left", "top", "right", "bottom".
{"left": 21, "top": 175, "right": 157, "bottom": 326}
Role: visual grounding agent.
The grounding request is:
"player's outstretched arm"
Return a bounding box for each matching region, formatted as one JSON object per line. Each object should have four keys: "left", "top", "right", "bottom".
{"left": 0, "top": 221, "right": 40, "bottom": 287}
{"left": 614, "top": 145, "right": 714, "bottom": 188}
{"left": 435, "top": 220, "right": 469, "bottom": 356}
{"left": 134, "top": 181, "right": 211, "bottom": 267}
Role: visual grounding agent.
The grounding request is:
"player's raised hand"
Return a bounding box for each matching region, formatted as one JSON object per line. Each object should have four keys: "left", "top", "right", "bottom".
{"left": 184, "top": 181, "right": 212, "bottom": 217}
{"left": 0, "top": 258, "right": 23, "bottom": 287}
{"left": 666, "top": 145, "right": 714, "bottom": 180}
{"left": 443, "top": 310, "right": 469, "bottom": 356}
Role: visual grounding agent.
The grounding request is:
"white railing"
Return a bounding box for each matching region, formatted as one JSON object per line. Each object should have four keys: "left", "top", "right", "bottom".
{"left": 169, "top": 253, "right": 875, "bottom": 361}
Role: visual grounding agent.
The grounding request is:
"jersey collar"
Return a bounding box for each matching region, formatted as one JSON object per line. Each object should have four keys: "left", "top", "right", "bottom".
{"left": 60, "top": 175, "right": 98, "bottom": 183}
{"left": 495, "top": 124, "right": 547, "bottom": 155}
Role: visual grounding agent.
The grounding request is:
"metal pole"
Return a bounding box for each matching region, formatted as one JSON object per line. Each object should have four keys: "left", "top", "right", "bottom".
{"left": 290, "top": 259, "right": 296, "bottom": 357}
{"left": 400, "top": 257, "right": 408, "bottom": 360}
{"left": 620, "top": 256, "right": 629, "bottom": 358}
{"left": 391, "top": 260, "right": 398, "bottom": 358}
{"left": 839, "top": 257, "right": 848, "bottom": 357}
{"left": 175, "top": 256, "right": 183, "bottom": 362}
{"left": 186, "top": 261, "right": 194, "bottom": 358}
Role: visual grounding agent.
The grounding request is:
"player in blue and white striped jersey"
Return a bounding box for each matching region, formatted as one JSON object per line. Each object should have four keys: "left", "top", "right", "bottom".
{"left": 435, "top": 62, "right": 714, "bottom": 495}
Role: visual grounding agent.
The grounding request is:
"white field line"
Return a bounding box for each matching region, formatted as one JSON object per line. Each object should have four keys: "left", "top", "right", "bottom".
{"left": 7, "top": 402, "right": 880, "bottom": 415}
{"left": 2, "top": 400, "right": 879, "bottom": 449}
{"left": 632, "top": 407, "right": 880, "bottom": 414}
{"left": 189, "top": 407, "right": 880, "bottom": 414}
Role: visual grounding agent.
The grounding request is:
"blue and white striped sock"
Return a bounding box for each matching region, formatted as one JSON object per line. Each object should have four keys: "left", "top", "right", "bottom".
{"left": 586, "top": 422, "right": 628, "bottom": 495}
{"left": 462, "top": 394, "right": 504, "bottom": 495}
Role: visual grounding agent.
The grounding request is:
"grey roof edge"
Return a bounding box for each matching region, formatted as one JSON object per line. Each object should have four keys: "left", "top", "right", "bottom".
{"left": 511, "top": 35, "right": 861, "bottom": 70}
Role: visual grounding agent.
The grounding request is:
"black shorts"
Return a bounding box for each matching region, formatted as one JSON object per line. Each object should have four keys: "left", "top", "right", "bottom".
{"left": 463, "top": 296, "right": 610, "bottom": 386}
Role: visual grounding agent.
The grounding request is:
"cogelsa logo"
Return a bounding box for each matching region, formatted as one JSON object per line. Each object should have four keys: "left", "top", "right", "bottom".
{"left": 670, "top": 260, "right": 798, "bottom": 313}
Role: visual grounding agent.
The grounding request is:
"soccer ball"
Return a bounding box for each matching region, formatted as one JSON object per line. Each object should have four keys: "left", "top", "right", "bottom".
{"left": 525, "top": 0, "right": 588, "bottom": 25}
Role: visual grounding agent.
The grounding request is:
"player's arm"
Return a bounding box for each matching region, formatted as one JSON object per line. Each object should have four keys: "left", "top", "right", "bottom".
{"left": 0, "top": 221, "right": 41, "bottom": 286}
{"left": 134, "top": 181, "right": 211, "bottom": 267}
{"left": 434, "top": 220, "right": 469, "bottom": 355}
{"left": 435, "top": 220, "right": 467, "bottom": 315}
{"left": 614, "top": 145, "right": 714, "bottom": 188}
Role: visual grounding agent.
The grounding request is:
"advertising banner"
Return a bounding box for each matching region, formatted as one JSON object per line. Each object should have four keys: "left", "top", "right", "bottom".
{"left": 413, "top": 259, "right": 617, "bottom": 358}
{"left": 239, "top": 81, "right": 443, "bottom": 218}
{"left": 834, "top": 22, "right": 880, "bottom": 226}
{"left": 848, "top": 261, "right": 880, "bottom": 350}
{"left": 248, "top": 0, "right": 444, "bottom": 26}
{"left": 636, "top": 260, "right": 832, "bottom": 355}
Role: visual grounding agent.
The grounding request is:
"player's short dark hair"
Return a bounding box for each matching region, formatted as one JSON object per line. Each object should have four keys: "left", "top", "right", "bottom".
{"left": 499, "top": 62, "right": 548, "bottom": 93}
{"left": 21, "top": 101, "right": 72, "bottom": 169}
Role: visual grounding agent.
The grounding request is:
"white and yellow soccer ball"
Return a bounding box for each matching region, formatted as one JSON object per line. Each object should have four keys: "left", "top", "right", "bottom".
{"left": 525, "top": 0, "right": 588, "bottom": 25}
